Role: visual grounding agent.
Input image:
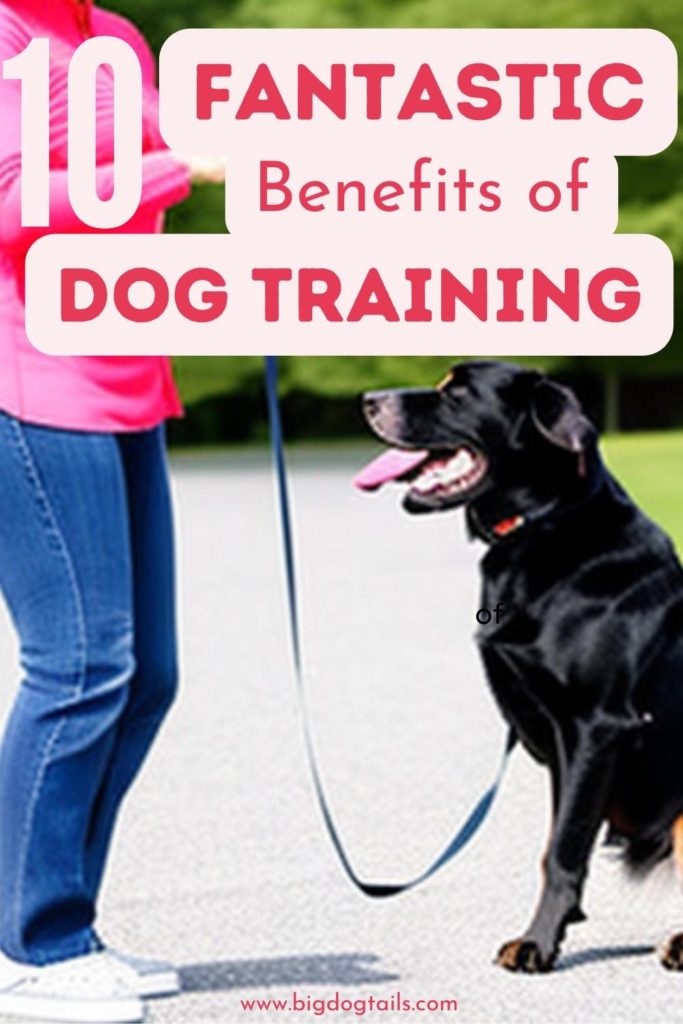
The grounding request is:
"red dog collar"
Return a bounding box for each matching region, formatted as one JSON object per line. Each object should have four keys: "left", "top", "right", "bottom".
{"left": 492, "top": 515, "right": 525, "bottom": 538}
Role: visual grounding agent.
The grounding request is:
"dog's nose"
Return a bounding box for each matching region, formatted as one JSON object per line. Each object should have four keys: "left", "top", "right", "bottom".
{"left": 363, "top": 391, "right": 391, "bottom": 419}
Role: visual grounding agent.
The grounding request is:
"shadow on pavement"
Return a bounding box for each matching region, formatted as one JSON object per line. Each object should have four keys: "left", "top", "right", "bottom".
{"left": 179, "top": 953, "right": 401, "bottom": 992}
{"left": 556, "top": 944, "right": 655, "bottom": 972}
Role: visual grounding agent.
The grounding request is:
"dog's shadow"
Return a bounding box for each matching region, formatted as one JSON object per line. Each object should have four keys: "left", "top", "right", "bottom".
{"left": 556, "top": 943, "right": 654, "bottom": 972}
{"left": 179, "top": 945, "right": 656, "bottom": 991}
{"left": 178, "top": 952, "right": 400, "bottom": 993}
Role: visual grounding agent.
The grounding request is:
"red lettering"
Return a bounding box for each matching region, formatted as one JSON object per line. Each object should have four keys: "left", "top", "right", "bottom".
{"left": 532, "top": 269, "right": 580, "bottom": 321}
{"left": 441, "top": 269, "right": 488, "bottom": 321}
{"left": 236, "top": 64, "right": 290, "bottom": 119}
{"left": 529, "top": 180, "right": 562, "bottom": 211}
{"left": 252, "top": 268, "right": 293, "bottom": 321}
{"left": 588, "top": 64, "right": 643, "bottom": 120}
{"left": 297, "top": 64, "right": 346, "bottom": 118}
{"left": 260, "top": 161, "right": 292, "bottom": 211}
{"left": 506, "top": 64, "right": 548, "bottom": 119}
{"left": 348, "top": 268, "right": 400, "bottom": 321}
{"left": 196, "top": 64, "right": 231, "bottom": 120}
{"left": 588, "top": 268, "right": 641, "bottom": 321}
{"left": 374, "top": 181, "right": 404, "bottom": 211}
{"left": 299, "top": 180, "right": 330, "bottom": 212}
{"left": 174, "top": 268, "right": 228, "bottom": 322}
{"left": 553, "top": 64, "right": 582, "bottom": 119}
{"left": 61, "top": 268, "right": 107, "bottom": 322}
{"left": 405, "top": 268, "right": 432, "bottom": 322}
{"left": 398, "top": 63, "right": 452, "bottom": 119}
{"left": 497, "top": 268, "right": 525, "bottom": 322}
{"left": 456, "top": 64, "right": 501, "bottom": 120}
{"left": 114, "top": 268, "right": 169, "bottom": 323}
{"left": 299, "top": 269, "right": 343, "bottom": 321}
{"left": 352, "top": 64, "right": 395, "bottom": 119}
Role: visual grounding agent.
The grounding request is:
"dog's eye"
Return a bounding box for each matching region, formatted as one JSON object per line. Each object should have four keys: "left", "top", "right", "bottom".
{"left": 442, "top": 385, "right": 468, "bottom": 401}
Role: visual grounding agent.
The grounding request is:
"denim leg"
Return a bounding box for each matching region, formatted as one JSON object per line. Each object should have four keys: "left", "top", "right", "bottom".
{"left": 0, "top": 415, "right": 135, "bottom": 965}
{"left": 83, "top": 426, "right": 178, "bottom": 905}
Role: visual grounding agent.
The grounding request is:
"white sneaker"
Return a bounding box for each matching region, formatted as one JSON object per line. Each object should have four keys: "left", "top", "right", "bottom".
{"left": 108, "top": 950, "right": 180, "bottom": 999}
{"left": 0, "top": 950, "right": 143, "bottom": 1022}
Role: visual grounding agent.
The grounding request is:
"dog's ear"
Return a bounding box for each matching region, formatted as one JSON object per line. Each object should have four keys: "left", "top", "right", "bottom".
{"left": 530, "top": 379, "right": 595, "bottom": 454}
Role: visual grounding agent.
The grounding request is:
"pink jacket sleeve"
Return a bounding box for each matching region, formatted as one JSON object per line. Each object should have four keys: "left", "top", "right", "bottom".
{"left": 0, "top": 17, "right": 191, "bottom": 254}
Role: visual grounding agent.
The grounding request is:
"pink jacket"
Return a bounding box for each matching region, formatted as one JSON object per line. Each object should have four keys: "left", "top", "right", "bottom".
{"left": 0, "top": 0, "right": 191, "bottom": 431}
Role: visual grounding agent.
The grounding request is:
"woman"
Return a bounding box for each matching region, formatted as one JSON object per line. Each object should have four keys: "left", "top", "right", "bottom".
{"left": 0, "top": 1, "right": 223, "bottom": 1020}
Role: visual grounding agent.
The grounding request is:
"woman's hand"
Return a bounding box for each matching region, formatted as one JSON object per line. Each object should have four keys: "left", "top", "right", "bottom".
{"left": 187, "top": 156, "right": 227, "bottom": 186}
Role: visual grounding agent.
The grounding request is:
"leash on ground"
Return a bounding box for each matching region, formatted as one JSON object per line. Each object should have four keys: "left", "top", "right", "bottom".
{"left": 264, "top": 355, "right": 516, "bottom": 897}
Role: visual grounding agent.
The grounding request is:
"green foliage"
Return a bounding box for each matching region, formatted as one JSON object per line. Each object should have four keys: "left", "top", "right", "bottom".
{"left": 108, "top": 0, "right": 682, "bottom": 405}
{"left": 603, "top": 431, "right": 683, "bottom": 553}
{"left": 170, "top": 354, "right": 566, "bottom": 404}
{"left": 171, "top": 354, "right": 262, "bottom": 403}
{"left": 280, "top": 354, "right": 566, "bottom": 392}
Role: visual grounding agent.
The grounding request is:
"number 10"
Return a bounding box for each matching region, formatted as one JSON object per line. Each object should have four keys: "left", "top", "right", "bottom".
{"left": 3, "top": 37, "right": 143, "bottom": 229}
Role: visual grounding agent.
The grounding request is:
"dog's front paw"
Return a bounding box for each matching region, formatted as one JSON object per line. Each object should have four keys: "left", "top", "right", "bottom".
{"left": 496, "top": 938, "right": 555, "bottom": 973}
{"left": 660, "top": 933, "right": 683, "bottom": 970}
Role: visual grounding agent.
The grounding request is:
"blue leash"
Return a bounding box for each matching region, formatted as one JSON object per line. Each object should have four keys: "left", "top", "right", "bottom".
{"left": 265, "top": 356, "right": 516, "bottom": 897}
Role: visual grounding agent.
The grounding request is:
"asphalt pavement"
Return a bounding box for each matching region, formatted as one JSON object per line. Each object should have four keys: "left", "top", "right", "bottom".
{"left": 0, "top": 446, "right": 682, "bottom": 1024}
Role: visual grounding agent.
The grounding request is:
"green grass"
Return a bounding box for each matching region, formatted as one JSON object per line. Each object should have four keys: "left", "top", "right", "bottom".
{"left": 602, "top": 432, "right": 683, "bottom": 553}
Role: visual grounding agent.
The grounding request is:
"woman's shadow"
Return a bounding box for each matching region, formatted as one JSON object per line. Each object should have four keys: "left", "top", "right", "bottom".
{"left": 179, "top": 952, "right": 400, "bottom": 993}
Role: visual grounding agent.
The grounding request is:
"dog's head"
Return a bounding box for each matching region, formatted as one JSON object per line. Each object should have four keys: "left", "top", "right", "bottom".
{"left": 358, "top": 361, "right": 598, "bottom": 532}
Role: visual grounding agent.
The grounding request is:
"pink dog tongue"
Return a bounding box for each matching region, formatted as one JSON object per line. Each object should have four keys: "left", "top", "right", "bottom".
{"left": 354, "top": 448, "right": 429, "bottom": 491}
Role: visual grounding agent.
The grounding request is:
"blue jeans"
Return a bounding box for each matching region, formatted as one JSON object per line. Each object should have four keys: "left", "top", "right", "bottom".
{"left": 0, "top": 415, "right": 178, "bottom": 965}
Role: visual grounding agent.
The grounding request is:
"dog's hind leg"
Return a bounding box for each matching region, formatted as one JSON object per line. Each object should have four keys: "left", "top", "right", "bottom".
{"left": 659, "top": 816, "right": 683, "bottom": 969}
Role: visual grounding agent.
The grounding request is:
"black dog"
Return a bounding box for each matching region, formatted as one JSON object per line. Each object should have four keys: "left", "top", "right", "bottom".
{"left": 358, "top": 360, "right": 683, "bottom": 972}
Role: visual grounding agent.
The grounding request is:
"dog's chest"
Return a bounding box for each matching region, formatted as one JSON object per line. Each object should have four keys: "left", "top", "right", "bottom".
{"left": 476, "top": 634, "right": 563, "bottom": 763}
{"left": 474, "top": 576, "right": 579, "bottom": 759}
